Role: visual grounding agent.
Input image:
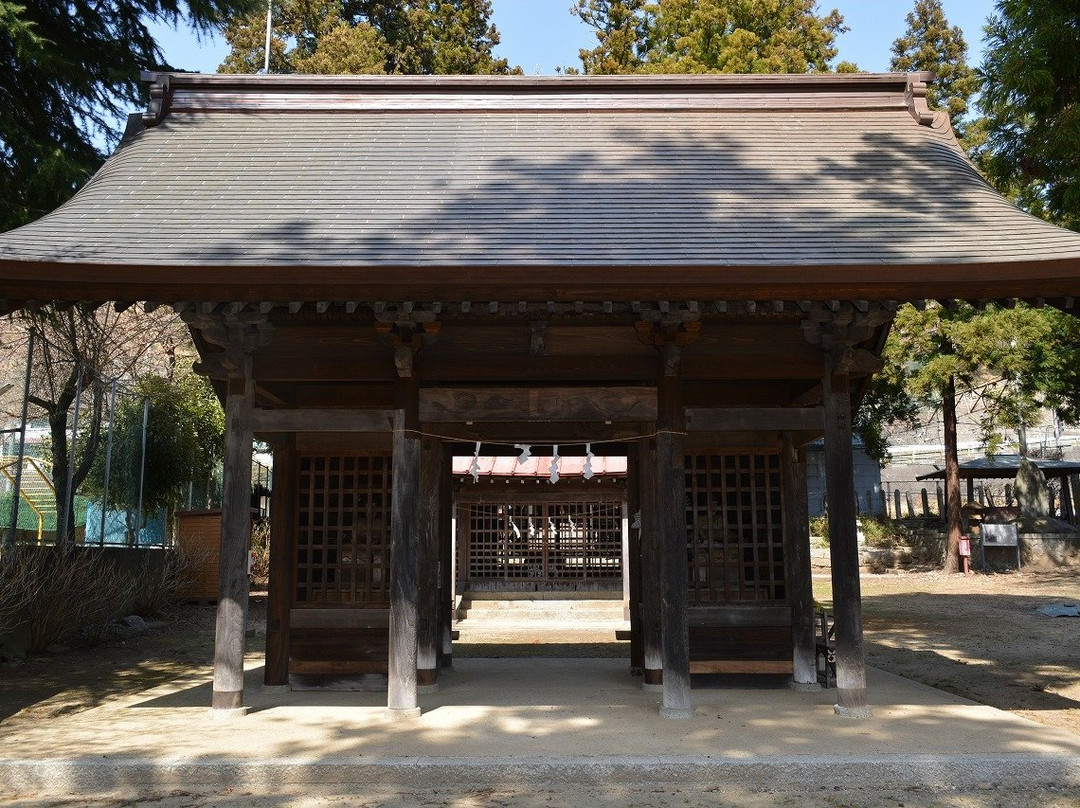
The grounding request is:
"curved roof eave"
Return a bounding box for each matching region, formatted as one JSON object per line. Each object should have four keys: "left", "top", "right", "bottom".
{"left": 2, "top": 71, "right": 1080, "bottom": 306}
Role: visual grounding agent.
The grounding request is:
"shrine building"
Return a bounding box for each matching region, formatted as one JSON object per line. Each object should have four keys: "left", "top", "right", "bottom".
{"left": 3, "top": 72, "right": 1080, "bottom": 720}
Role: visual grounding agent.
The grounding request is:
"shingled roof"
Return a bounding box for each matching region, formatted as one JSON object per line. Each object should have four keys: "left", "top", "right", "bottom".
{"left": 2, "top": 72, "right": 1080, "bottom": 303}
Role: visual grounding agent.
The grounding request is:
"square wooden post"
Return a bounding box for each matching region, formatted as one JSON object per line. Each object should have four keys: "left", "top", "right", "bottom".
{"left": 417, "top": 435, "right": 441, "bottom": 690}
{"left": 782, "top": 434, "right": 818, "bottom": 690}
{"left": 657, "top": 369, "right": 692, "bottom": 718}
{"left": 212, "top": 361, "right": 253, "bottom": 713}
{"left": 264, "top": 434, "right": 296, "bottom": 687}
{"left": 388, "top": 369, "right": 421, "bottom": 718}
{"left": 627, "top": 440, "right": 644, "bottom": 675}
{"left": 822, "top": 367, "right": 872, "bottom": 718}
{"left": 639, "top": 437, "right": 663, "bottom": 689}
{"left": 439, "top": 443, "right": 455, "bottom": 668}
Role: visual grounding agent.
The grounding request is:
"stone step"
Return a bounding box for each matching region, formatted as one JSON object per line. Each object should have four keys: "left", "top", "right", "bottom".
{"left": 456, "top": 598, "right": 627, "bottom": 623}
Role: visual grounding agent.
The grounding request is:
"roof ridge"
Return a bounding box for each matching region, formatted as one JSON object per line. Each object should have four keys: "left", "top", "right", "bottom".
{"left": 140, "top": 71, "right": 928, "bottom": 125}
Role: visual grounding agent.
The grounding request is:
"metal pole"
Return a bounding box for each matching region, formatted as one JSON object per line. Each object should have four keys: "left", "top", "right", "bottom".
{"left": 135, "top": 396, "right": 149, "bottom": 546}
{"left": 7, "top": 329, "right": 35, "bottom": 549}
{"left": 99, "top": 379, "right": 117, "bottom": 548}
{"left": 263, "top": 0, "right": 273, "bottom": 73}
{"left": 60, "top": 365, "right": 84, "bottom": 544}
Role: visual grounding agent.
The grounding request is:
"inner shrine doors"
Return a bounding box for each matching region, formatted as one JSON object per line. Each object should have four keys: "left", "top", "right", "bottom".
{"left": 455, "top": 492, "right": 628, "bottom": 592}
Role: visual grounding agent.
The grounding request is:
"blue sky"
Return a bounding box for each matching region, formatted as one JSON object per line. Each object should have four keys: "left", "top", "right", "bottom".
{"left": 152, "top": 1, "right": 998, "bottom": 75}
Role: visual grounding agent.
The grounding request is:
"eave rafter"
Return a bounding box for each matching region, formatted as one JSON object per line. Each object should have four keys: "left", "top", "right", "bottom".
{"left": 166, "top": 298, "right": 905, "bottom": 324}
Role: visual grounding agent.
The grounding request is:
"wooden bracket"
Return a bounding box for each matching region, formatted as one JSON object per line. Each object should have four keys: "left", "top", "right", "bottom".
{"left": 141, "top": 72, "right": 171, "bottom": 127}
{"left": 529, "top": 321, "right": 547, "bottom": 355}
{"left": 381, "top": 325, "right": 424, "bottom": 379}
{"left": 827, "top": 345, "right": 886, "bottom": 377}
{"left": 634, "top": 319, "right": 702, "bottom": 349}
{"left": 181, "top": 310, "right": 273, "bottom": 377}
{"left": 905, "top": 74, "right": 938, "bottom": 127}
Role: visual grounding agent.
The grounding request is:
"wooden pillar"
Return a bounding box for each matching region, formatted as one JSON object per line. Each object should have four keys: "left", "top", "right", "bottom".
{"left": 822, "top": 366, "right": 871, "bottom": 718}
{"left": 639, "top": 437, "right": 663, "bottom": 688}
{"left": 657, "top": 364, "right": 691, "bottom": 718}
{"left": 1061, "top": 475, "right": 1075, "bottom": 523}
{"left": 264, "top": 434, "right": 296, "bottom": 687}
{"left": 388, "top": 367, "right": 421, "bottom": 717}
{"left": 417, "top": 435, "right": 441, "bottom": 690}
{"left": 212, "top": 359, "right": 254, "bottom": 713}
{"left": 627, "top": 440, "right": 644, "bottom": 675}
{"left": 439, "top": 444, "right": 455, "bottom": 668}
{"left": 782, "top": 435, "right": 818, "bottom": 689}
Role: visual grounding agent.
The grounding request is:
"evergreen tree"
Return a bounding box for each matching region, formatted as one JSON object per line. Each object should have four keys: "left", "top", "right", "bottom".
{"left": 644, "top": 0, "right": 846, "bottom": 74}
{"left": 866, "top": 301, "right": 1080, "bottom": 572}
{"left": 220, "top": 0, "right": 515, "bottom": 75}
{"left": 978, "top": 0, "right": 1080, "bottom": 230}
{"left": 573, "top": 0, "right": 647, "bottom": 75}
{"left": 574, "top": 0, "right": 848, "bottom": 75}
{"left": 0, "top": 0, "right": 256, "bottom": 233}
{"left": 889, "top": 0, "right": 977, "bottom": 140}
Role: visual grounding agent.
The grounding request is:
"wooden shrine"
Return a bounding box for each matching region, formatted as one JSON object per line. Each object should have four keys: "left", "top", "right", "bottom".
{"left": 3, "top": 72, "right": 1080, "bottom": 721}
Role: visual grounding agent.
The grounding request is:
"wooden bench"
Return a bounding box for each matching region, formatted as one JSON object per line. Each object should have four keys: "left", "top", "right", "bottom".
{"left": 688, "top": 606, "right": 793, "bottom": 676}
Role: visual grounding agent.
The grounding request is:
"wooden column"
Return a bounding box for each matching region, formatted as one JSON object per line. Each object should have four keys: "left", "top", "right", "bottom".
{"left": 388, "top": 364, "right": 421, "bottom": 718}
{"left": 439, "top": 443, "right": 455, "bottom": 668}
{"left": 417, "top": 435, "right": 441, "bottom": 690}
{"left": 265, "top": 434, "right": 296, "bottom": 687}
{"left": 639, "top": 437, "right": 663, "bottom": 688}
{"left": 213, "top": 358, "right": 254, "bottom": 713}
{"left": 781, "top": 434, "right": 818, "bottom": 689}
{"left": 657, "top": 361, "right": 692, "bottom": 718}
{"left": 627, "top": 440, "right": 644, "bottom": 675}
{"left": 822, "top": 365, "right": 871, "bottom": 718}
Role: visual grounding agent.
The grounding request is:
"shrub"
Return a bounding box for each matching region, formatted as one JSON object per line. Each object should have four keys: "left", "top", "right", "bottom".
{"left": 250, "top": 519, "right": 270, "bottom": 587}
{"left": 859, "top": 517, "right": 913, "bottom": 549}
{"left": 809, "top": 515, "right": 829, "bottom": 545}
{"left": 129, "top": 550, "right": 200, "bottom": 618}
{"left": 4, "top": 546, "right": 129, "bottom": 651}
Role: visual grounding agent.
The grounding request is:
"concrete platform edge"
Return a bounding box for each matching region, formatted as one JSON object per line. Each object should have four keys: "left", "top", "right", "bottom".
{"left": 5, "top": 754, "right": 1080, "bottom": 795}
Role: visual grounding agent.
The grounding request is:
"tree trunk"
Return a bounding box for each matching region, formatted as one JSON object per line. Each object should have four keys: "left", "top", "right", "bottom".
{"left": 49, "top": 410, "right": 73, "bottom": 545}
{"left": 942, "top": 375, "right": 962, "bottom": 574}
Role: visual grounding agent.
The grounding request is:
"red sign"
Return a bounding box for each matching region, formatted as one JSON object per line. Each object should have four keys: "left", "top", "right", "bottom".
{"left": 959, "top": 538, "right": 972, "bottom": 557}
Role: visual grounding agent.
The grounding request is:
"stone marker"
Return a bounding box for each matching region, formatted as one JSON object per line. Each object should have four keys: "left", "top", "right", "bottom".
{"left": 1015, "top": 458, "right": 1051, "bottom": 519}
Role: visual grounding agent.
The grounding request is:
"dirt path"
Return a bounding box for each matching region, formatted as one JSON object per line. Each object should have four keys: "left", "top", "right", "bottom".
{"left": 853, "top": 570, "right": 1080, "bottom": 736}
{"left": 2, "top": 574, "right": 1080, "bottom": 807}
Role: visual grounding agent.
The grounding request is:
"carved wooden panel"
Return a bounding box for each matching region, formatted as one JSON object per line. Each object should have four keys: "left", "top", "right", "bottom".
{"left": 685, "top": 452, "right": 785, "bottom": 604}
{"left": 295, "top": 453, "right": 392, "bottom": 607}
{"left": 465, "top": 501, "right": 623, "bottom": 584}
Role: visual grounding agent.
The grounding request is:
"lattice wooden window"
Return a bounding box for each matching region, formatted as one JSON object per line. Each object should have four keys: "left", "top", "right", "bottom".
{"left": 685, "top": 452, "right": 785, "bottom": 604}
{"left": 295, "top": 453, "right": 392, "bottom": 606}
{"left": 466, "top": 501, "right": 623, "bottom": 583}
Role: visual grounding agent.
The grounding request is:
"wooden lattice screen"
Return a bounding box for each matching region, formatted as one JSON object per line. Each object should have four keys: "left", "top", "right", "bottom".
{"left": 466, "top": 501, "right": 623, "bottom": 583}
{"left": 295, "top": 453, "right": 392, "bottom": 606}
{"left": 685, "top": 452, "right": 786, "bottom": 604}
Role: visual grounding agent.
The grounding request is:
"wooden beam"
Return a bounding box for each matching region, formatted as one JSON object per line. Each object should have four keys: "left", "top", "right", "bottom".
{"left": 264, "top": 434, "right": 296, "bottom": 687}
{"left": 686, "top": 407, "right": 823, "bottom": 432}
{"left": 417, "top": 436, "right": 441, "bottom": 689}
{"left": 421, "top": 387, "right": 657, "bottom": 423}
{"left": 213, "top": 361, "right": 254, "bottom": 712}
{"left": 252, "top": 408, "right": 393, "bottom": 432}
{"left": 657, "top": 369, "right": 692, "bottom": 719}
{"left": 782, "top": 435, "right": 818, "bottom": 689}
{"left": 822, "top": 367, "right": 871, "bottom": 719}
